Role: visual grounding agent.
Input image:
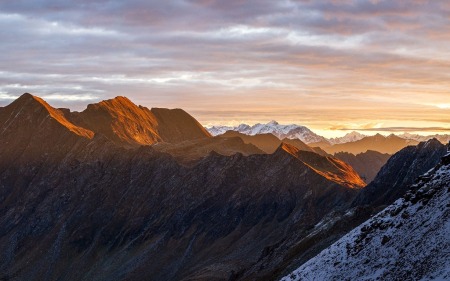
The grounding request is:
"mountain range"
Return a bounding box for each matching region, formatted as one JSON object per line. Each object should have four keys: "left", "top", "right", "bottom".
{"left": 207, "top": 121, "right": 328, "bottom": 144}
{"left": 0, "top": 93, "right": 448, "bottom": 281}
{"left": 0, "top": 94, "right": 364, "bottom": 280}
{"left": 207, "top": 122, "right": 448, "bottom": 155}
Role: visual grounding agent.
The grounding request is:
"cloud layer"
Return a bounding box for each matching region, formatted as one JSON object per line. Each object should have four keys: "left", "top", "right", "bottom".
{"left": 0, "top": 0, "right": 449, "bottom": 136}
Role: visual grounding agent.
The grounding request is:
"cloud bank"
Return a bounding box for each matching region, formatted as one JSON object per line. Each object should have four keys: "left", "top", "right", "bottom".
{"left": 0, "top": 0, "right": 449, "bottom": 136}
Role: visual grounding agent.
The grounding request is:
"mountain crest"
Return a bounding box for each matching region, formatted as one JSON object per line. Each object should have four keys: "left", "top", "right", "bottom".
{"left": 2, "top": 93, "right": 94, "bottom": 139}
{"left": 277, "top": 142, "right": 366, "bottom": 188}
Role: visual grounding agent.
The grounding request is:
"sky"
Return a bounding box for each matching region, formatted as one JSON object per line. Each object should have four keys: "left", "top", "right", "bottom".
{"left": 0, "top": 0, "right": 449, "bottom": 137}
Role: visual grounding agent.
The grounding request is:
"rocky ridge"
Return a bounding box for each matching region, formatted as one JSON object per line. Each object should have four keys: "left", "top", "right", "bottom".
{"left": 282, "top": 152, "right": 450, "bottom": 281}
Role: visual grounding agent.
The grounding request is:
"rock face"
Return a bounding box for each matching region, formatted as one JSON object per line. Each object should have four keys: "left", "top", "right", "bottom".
{"left": 282, "top": 153, "right": 450, "bottom": 281}
{"left": 0, "top": 94, "right": 364, "bottom": 281}
{"left": 334, "top": 150, "right": 391, "bottom": 184}
{"left": 353, "top": 139, "right": 447, "bottom": 207}
{"left": 69, "top": 96, "right": 162, "bottom": 146}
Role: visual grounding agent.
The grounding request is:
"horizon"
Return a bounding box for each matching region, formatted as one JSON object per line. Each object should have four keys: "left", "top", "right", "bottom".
{"left": 2, "top": 92, "right": 449, "bottom": 139}
{"left": 1, "top": 1, "right": 449, "bottom": 137}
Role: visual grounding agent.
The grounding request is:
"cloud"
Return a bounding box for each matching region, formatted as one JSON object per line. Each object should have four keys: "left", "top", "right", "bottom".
{"left": 0, "top": 1, "right": 449, "bottom": 135}
{"left": 337, "top": 127, "right": 450, "bottom": 132}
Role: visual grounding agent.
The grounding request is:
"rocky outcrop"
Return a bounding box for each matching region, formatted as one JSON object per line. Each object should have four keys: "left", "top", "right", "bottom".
{"left": 282, "top": 152, "right": 450, "bottom": 281}
{"left": 353, "top": 138, "right": 447, "bottom": 207}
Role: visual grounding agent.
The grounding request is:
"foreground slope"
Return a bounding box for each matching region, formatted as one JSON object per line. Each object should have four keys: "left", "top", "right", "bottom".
{"left": 282, "top": 153, "right": 450, "bottom": 281}
{"left": 354, "top": 139, "right": 447, "bottom": 207}
{"left": 0, "top": 140, "right": 359, "bottom": 281}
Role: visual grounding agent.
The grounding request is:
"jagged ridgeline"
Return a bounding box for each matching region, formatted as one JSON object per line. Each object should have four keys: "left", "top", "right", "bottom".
{"left": 282, "top": 152, "right": 450, "bottom": 280}
{"left": 0, "top": 94, "right": 448, "bottom": 281}
{"left": 0, "top": 94, "right": 363, "bottom": 280}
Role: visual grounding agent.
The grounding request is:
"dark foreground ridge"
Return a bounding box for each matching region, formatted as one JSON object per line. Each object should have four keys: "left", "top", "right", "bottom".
{"left": 0, "top": 94, "right": 447, "bottom": 280}
{"left": 0, "top": 94, "right": 363, "bottom": 280}
{"left": 282, "top": 152, "right": 450, "bottom": 280}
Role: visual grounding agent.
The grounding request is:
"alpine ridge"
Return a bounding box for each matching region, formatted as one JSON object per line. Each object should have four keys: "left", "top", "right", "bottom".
{"left": 353, "top": 138, "right": 448, "bottom": 207}
{"left": 74, "top": 96, "right": 211, "bottom": 146}
{"left": 0, "top": 94, "right": 365, "bottom": 281}
{"left": 282, "top": 151, "right": 450, "bottom": 281}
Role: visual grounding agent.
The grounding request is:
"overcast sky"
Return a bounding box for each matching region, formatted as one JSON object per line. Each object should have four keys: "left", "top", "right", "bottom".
{"left": 0, "top": 0, "right": 449, "bottom": 137}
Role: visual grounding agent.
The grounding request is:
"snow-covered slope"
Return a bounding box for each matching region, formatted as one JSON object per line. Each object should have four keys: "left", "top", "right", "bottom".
{"left": 207, "top": 121, "right": 327, "bottom": 144}
{"left": 282, "top": 154, "right": 450, "bottom": 281}
{"left": 328, "top": 131, "right": 367, "bottom": 145}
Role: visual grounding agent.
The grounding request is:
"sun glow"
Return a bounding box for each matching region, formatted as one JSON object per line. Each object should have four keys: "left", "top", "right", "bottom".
{"left": 436, "top": 104, "right": 450, "bottom": 109}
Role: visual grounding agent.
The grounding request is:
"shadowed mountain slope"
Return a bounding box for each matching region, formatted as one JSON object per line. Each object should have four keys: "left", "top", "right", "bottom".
{"left": 0, "top": 95, "right": 364, "bottom": 281}
{"left": 219, "top": 131, "right": 329, "bottom": 157}
{"left": 151, "top": 107, "right": 212, "bottom": 143}
{"left": 334, "top": 150, "right": 391, "bottom": 184}
{"left": 0, "top": 93, "right": 94, "bottom": 171}
{"left": 353, "top": 138, "right": 447, "bottom": 207}
{"left": 153, "top": 136, "right": 264, "bottom": 165}
{"left": 323, "top": 134, "right": 418, "bottom": 155}
{"left": 269, "top": 140, "right": 448, "bottom": 279}
{"left": 281, "top": 138, "right": 329, "bottom": 157}
{"left": 283, "top": 153, "right": 450, "bottom": 281}
{"left": 219, "top": 130, "right": 282, "bottom": 153}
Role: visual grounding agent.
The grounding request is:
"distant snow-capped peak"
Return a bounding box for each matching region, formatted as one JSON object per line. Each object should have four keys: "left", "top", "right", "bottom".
{"left": 328, "top": 131, "right": 367, "bottom": 145}
{"left": 206, "top": 121, "right": 327, "bottom": 144}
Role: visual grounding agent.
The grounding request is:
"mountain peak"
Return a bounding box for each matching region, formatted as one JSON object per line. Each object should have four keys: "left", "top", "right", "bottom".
{"left": 208, "top": 120, "right": 327, "bottom": 144}
{"left": 4, "top": 93, "right": 94, "bottom": 139}
{"left": 15, "top": 92, "right": 47, "bottom": 108}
